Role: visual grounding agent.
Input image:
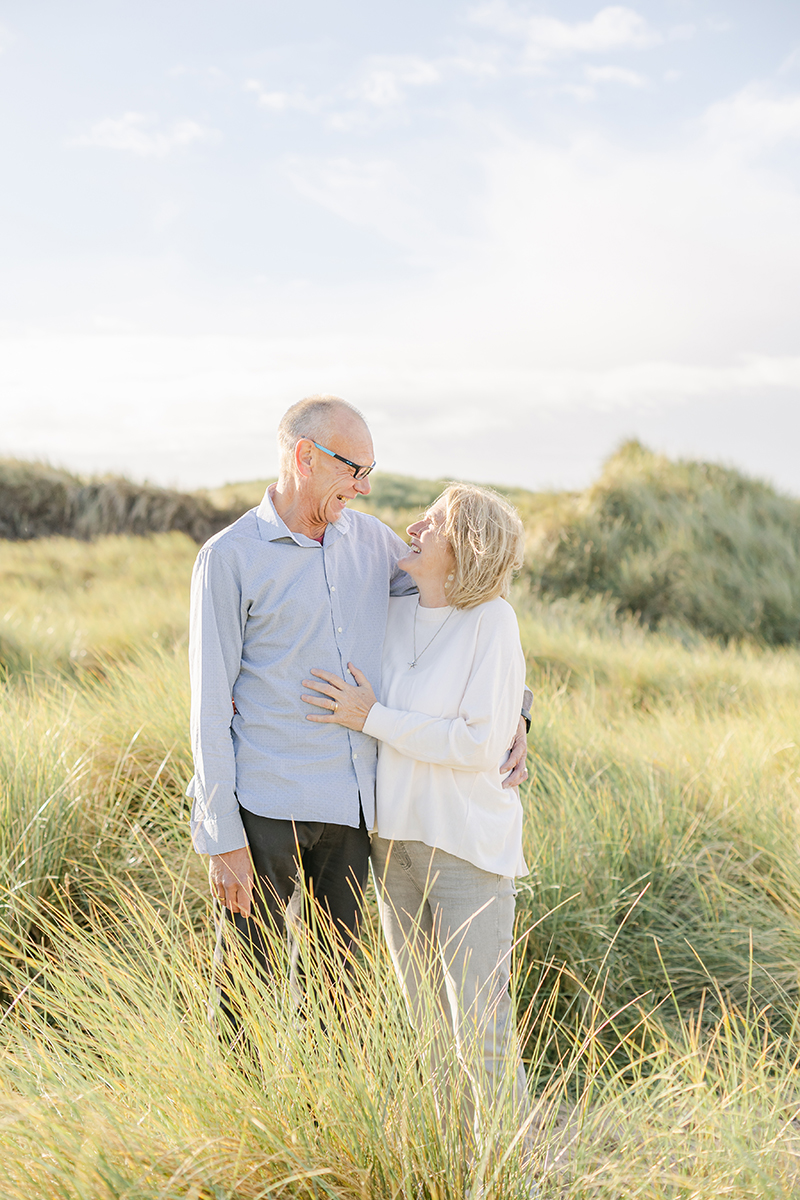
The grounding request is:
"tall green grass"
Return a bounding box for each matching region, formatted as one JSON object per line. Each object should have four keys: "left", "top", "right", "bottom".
{"left": 0, "top": 531, "right": 196, "bottom": 675}
{"left": 3, "top": 527, "right": 800, "bottom": 1194}
{"left": 527, "top": 440, "right": 800, "bottom": 644}
{"left": 3, "top": 864, "right": 800, "bottom": 1198}
{"left": 0, "top": 661, "right": 198, "bottom": 954}
{"left": 8, "top": 443, "right": 800, "bottom": 647}
{"left": 513, "top": 591, "right": 800, "bottom": 1042}
{"left": 0, "top": 458, "right": 241, "bottom": 544}
{"left": 0, "top": 534, "right": 199, "bottom": 944}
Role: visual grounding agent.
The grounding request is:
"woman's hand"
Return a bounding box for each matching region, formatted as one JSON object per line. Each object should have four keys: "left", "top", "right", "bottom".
{"left": 301, "top": 663, "right": 377, "bottom": 732}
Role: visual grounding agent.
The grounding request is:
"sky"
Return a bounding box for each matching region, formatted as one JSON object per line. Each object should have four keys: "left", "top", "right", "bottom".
{"left": 2, "top": 0, "right": 800, "bottom": 494}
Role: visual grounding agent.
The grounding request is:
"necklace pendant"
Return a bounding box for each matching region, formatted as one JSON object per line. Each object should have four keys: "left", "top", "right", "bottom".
{"left": 408, "top": 660, "right": 417, "bottom": 669}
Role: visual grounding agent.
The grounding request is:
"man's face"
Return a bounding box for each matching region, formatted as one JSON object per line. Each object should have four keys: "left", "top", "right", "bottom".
{"left": 302, "top": 416, "right": 374, "bottom": 525}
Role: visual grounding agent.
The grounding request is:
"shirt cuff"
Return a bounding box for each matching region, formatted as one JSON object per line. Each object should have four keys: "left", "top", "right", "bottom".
{"left": 189, "top": 803, "right": 248, "bottom": 856}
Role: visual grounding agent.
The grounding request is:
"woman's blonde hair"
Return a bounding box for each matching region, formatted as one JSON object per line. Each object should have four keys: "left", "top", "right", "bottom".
{"left": 439, "top": 483, "right": 526, "bottom": 610}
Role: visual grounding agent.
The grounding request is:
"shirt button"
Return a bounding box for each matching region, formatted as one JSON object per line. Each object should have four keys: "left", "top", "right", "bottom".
{"left": 337, "top": 626, "right": 343, "bottom": 632}
{"left": 353, "top": 753, "right": 358, "bottom": 760}
{"left": 330, "top": 586, "right": 336, "bottom": 591}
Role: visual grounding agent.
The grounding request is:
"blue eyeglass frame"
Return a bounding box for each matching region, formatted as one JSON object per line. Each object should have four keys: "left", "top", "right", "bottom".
{"left": 308, "top": 439, "right": 376, "bottom": 480}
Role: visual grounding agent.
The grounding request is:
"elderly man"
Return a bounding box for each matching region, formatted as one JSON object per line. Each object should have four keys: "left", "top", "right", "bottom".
{"left": 188, "top": 395, "right": 529, "bottom": 983}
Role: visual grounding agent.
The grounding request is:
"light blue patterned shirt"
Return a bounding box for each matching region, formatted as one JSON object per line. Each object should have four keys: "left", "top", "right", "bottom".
{"left": 187, "top": 486, "right": 416, "bottom": 855}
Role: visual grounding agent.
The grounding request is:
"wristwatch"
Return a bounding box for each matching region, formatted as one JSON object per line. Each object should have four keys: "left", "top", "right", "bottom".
{"left": 521, "top": 686, "right": 532, "bottom": 734}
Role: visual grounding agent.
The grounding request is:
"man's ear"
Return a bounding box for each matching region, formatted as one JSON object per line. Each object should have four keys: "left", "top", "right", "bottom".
{"left": 295, "top": 438, "right": 314, "bottom": 479}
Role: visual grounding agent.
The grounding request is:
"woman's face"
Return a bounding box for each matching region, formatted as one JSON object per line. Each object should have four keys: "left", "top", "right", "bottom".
{"left": 398, "top": 499, "right": 456, "bottom": 589}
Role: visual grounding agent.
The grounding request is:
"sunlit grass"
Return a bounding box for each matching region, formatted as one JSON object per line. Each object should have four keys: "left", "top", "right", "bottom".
{"left": 3, "top": 532, "right": 800, "bottom": 1194}
{"left": 0, "top": 865, "right": 540, "bottom": 1199}
{"left": 0, "top": 532, "right": 195, "bottom": 675}
{"left": 2, "top": 862, "right": 800, "bottom": 1198}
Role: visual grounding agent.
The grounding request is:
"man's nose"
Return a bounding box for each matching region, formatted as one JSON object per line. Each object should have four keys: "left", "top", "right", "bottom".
{"left": 354, "top": 474, "right": 371, "bottom": 496}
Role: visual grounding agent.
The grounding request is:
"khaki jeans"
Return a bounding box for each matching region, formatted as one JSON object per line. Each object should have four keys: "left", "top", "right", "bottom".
{"left": 370, "top": 836, "right": 530, "bottom": 1137}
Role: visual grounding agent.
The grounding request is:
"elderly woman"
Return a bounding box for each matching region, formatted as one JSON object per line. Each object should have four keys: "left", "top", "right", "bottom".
{"left": 302, "top": 482, "right": 530, "bottom": 1128}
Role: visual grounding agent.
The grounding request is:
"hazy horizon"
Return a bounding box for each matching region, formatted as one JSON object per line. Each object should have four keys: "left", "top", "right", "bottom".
{"left": 10, "top": 423, "right": 799, "bottom": 504}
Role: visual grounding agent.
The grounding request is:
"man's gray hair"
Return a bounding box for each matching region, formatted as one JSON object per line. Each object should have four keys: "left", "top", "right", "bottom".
{"left": 277, "top": 395, "right": 366, "bottom": 476}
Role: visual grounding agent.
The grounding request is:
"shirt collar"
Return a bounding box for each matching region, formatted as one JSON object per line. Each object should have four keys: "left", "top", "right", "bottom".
{"left": 256, "top": 485, "right": 352, "bottom": 546}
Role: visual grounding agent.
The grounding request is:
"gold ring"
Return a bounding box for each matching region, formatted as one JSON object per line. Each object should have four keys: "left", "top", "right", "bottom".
{"left": 332, "top": 701, "right": 338, "bottom": 712}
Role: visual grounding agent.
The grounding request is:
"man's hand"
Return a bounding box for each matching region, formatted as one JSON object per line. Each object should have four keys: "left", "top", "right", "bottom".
{"left": 209, "top": 846, "right": 254, "bottom": 917}
{"left": 502, "top": 717, "right": 529, "bottom": 789}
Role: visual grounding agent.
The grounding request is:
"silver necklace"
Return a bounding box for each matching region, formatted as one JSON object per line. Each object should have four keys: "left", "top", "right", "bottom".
{"left": 408, "top": 606, "right": 455, "bottom": 669}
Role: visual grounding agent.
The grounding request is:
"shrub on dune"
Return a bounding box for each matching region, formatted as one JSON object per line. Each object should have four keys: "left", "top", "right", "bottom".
{"left": 527, "top": 440, "right": 800, "bottom": 645}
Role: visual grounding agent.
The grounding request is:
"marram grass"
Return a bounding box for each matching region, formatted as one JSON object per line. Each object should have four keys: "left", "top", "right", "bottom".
{"left": 0, "top": 866, "right": 539, "bottom": 1200}
{"left": 3, "top": 532, "right": 800, "bottom": 1193}
{"left": 2, "top": 864, "right": 800, "bottom": 1198}
{"left": 525, "top": 440, "right": 800, "bottom": 645}
{"left": 0, "top": 531, "right": 196, "bottom": 676}
{"left": 512, "top": 590, "right": 800, "bottom": 1043}
{"left": 0, "top": 650, "right": 199, "bottom": 952}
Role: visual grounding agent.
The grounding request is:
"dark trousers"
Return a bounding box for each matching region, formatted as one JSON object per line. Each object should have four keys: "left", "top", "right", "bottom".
{"left": 225, "top": 804, "right": 371, "bottom": 1000}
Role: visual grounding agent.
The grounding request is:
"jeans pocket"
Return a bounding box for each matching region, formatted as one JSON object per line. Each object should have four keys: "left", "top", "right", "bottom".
{"left": 497, "top": 874, "right": 518, "bottom": 901}
{"left": 371, "top": 836, "right": 413, "bottom": 874}
{"left": 390, "top": 839, "right": 413, "bottom": 871}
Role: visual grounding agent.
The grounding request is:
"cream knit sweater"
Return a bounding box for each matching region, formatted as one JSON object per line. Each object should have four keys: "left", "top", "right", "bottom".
{"left": 363, "top": 593, "right": 528, "bottom": 878}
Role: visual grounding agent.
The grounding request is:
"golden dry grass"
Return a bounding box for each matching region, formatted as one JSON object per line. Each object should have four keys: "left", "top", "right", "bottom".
{"left": 1, "top": 518, "right": 800, "bottom": 1196}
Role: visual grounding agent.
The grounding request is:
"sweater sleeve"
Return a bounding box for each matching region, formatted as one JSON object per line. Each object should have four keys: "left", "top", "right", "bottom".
{"left": 187, "top": 546, "right": 248, "bottom": 855}
{"left": 362, "top": 604, "right": 525, "bottom": 772}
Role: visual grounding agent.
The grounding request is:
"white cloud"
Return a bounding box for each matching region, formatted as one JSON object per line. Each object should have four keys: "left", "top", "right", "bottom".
{"left": 92, "top": 315, "right": 139, "bottom": 334}
{"left": 703, "top": 83, "right": 800, "bottom": 153}
{"left": 453, "top": 122, "right": 800, "bottom": 367}
{"left": 255, "top": 91, "right": 294, "bottom": 111}
{"left": 445, "top": 49, "right": 501, "bottom": 80}
{"left": 561, "top": 83, "right": 598, "bottom": 103}
{"left": 778, "top": 46, "right": 800, "bottom": 75}
{"left": 244, "top": 57, "right": 443, "bottom": 129}
{"left": 67, "top": 112, "right": 219, "bottom": 157}
{"left": 470, "top": 4, "right": 662, "bottom": 61}
{"left": 585, "top": 64, "right": 647, "bottom": 87}
{"left": 11, "top": 9, "right": 800, "bottom": 495}
{"left": 243, "top": 80, "right": 317, "bottom": 112}
{"left": 351, "top": 55, "right": 441, "bottom": 107}
{"left": 152, "top": 200, "right": 182, "bottom": 232}
{"left": 282, "top": 156, "right": 435, "bottom": 250}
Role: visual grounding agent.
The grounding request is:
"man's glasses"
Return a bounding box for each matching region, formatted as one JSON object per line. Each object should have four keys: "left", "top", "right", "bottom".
{"left": 308, "top": 440, "right": 376, "bottom": 480}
